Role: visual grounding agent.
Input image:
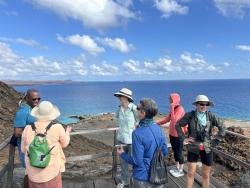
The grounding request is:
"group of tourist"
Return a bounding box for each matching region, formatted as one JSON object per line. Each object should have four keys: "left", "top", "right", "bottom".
{"left": 114, "top": 88, "right": 225, "bottom": 188}
{"left": 12, "top": 87, "right": 225, "bottom": 188}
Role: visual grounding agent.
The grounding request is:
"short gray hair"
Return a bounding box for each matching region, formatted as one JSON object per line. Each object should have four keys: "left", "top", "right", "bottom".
{"left": 139, "top": 98, "right": 158, "bottom": 119}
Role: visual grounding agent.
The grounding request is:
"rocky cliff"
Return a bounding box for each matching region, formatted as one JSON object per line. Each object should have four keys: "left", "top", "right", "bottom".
{"left": 0, "top": 81, "right": 21, "bottom": 142}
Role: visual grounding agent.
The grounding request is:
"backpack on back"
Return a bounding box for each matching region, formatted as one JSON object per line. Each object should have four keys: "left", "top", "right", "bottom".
{"left": 148, "top": 126, "right": 168, "bottom": 185}
{"left": 28, "top": 123, "right": 55, "bottom": 168}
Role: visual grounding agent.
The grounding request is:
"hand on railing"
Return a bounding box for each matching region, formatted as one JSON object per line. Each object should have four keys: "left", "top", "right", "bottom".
{"left": 117, "top": 146, "right": 124, "bottom": 155}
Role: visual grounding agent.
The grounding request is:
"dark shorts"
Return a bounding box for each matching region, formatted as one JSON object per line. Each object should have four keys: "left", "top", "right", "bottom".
{"left": 187, "top": 150, "right": 213, "bottom": 166}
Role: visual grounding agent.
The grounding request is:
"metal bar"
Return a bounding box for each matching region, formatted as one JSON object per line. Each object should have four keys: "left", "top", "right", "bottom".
{"left": 0, "top": 164, "right": 8, "bottom": 179}
{"left": 213, "top": 149, "right": 250, "bottom": 170}
{"left": 112, "top": 130, "right": 117, "bottom": 178}
{"left": 70, "top": 128, "right": 119, "bottom": 136}
{"left": 67, "top": 152, "right": 113, "bottom": 163}
{"left": 6, "top": 144, "right": 15, "bottom": 188}
{"left": 0, "top": 136, "right": 11, "bottom": 151}
{"left": 225, "top": 130, "right": 250, "bottom": 140}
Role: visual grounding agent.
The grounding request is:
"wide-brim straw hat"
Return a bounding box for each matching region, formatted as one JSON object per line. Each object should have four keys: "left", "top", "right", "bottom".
{"left": 31, "top": 101, "right": 60, "bottom": 121}
{"left": 192, "top": 95, "right": 214, "bottom": 107}
{"left": 114, "top": 88, "right": 134, "bottom": 102}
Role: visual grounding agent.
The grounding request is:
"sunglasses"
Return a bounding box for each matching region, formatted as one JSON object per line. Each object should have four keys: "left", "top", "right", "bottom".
{"left": 32, "top": 98, "right": 41, "bottom": 101}
{"left": 199, "top": 103, "right": 209, "bottom": 107}
{"left": 136, "top": 106, "right": 143, "bottom": 111}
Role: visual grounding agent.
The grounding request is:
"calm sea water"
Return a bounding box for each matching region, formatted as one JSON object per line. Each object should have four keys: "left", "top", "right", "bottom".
{"left": 14, "top": 79, "right": 250, "bottom": 121}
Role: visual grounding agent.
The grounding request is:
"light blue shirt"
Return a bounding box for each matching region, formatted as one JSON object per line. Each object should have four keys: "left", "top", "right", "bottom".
{"left": 116, "top": 103, "right": 139, "bottom": 144}
{"left": 197, "top": 111, "right": 207, "bottom": 126}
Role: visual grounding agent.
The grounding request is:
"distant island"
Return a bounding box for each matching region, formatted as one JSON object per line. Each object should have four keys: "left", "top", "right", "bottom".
{"left": 2, "top": 80, "right": 74, "bottom": 86}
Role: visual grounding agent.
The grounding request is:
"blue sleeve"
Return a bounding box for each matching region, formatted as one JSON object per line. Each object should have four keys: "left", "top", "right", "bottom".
{"left": 13, "top": 108, "right": 28, "bottom": 128}
{"left": 121, "top": 131, "right": 144, "bottom": 167}
{"left": 26, "top": 114, "right": 36, "bottom": 125}
{"left": 161, "top": 129, "right": 168, "bottom": 156}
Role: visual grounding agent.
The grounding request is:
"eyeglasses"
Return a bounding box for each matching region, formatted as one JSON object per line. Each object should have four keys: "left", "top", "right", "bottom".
{"left": 199, "top": 103, "right": 209, "bottom": 107}
{"left": 32, "top": 98, "right": 41, "bottom": 101}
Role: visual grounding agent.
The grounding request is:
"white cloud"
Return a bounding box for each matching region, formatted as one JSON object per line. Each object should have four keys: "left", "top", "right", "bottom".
{"left": 180, "top": 52, "right": 222, "bottom": 73}
{"left": 155, "top": 0, "right": 189, "bottom": 18}
{"left": 0, "top": 37, "right": 46, "bottom": 49}
{"left": 123, "top": 59, "right": 144, "bottom": 74}
{"left": 144, "top": 57, "right": 182, "bottom": 74}
{"left": 122, "top": 52, "right": 222, "bottom": 75}
{"left": 0, "top": 41, "right": 226, "bottom": 80}
{"left": 16, "top": 38, "right": 39, "bottom": 46}
{"left": 223, "top": 62, "right": 230, "bottom": 67}
{"left": 89, "top": 63, "right": 118, "bottom": 75}
{"left": 58, "top": 34, "right": 105, "bottom": 55}
{"left": 97, "top": 37, "right": 134, "bottom": 53}
{"left": 58, "top": 34, "right": 134, "bottom": 54}
{"left": 27, "top": 0, "right": 136, "bottom": 30}
{"left": 214, "top": 0, "right": 250, "bottom": 19}
{"left": 0, "top": 42, "right": 19, "bottom": 64}
{"left": 0, "top": 41, "right": 89, "bottom": 79}
{"left": 235, "top": 45, "right": 250, "bottom": 52}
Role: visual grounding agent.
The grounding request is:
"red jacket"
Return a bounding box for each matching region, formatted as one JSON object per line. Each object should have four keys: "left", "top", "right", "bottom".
{"left": 157, "top": 93, "right": 187, "bottom": 137}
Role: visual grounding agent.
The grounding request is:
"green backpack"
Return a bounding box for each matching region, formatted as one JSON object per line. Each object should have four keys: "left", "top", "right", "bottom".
{"left": 28, "top": 123, "right": 55, "bottom": 168}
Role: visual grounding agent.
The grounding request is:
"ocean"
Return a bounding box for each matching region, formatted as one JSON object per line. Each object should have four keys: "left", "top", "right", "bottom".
{"left": 14, "top": 79, "right": 250, "bottom": 121}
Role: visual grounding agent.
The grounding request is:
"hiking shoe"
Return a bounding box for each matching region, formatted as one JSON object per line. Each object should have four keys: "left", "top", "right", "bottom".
{"left": 172, "top": 170, "right": 184, "bottom": 178}
{"left": 117, "top": 183, "right": 125, "bottom": 188}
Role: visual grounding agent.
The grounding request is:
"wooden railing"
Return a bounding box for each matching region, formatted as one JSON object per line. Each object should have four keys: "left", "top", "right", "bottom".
{"left": 0, "top": 127, "right": 250, "bottom": 188}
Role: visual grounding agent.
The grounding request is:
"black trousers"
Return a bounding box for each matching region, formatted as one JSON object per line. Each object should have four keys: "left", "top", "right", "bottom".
{"left": 170, "top": 135, "right": 184, "bottom": 164}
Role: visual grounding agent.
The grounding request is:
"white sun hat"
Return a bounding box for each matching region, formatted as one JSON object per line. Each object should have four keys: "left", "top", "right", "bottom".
{"left": 192, "top": 95, "right": 214, "bottom": 107}
{"left": 114, "top": 88, "right": 134, "bottom": 102}
{"left": 31, "top": 101, "right": 60, "bottom": 121}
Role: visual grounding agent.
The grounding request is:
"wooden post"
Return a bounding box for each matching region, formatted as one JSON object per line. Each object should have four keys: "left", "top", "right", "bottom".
{"left": 6, "top": 144, "right": 15, "bottom": 188}
{"left": 112, "top": 130, "right": 117, "bottom": 178}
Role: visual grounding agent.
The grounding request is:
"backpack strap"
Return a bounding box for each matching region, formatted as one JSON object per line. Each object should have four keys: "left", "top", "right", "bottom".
{"left": 31, "top": 122, "right": 53, "bottom": 137}
{"left": 148, "top": 125, "right": 160, "bottom": 148}
{"left": 44, "top": 122, "right": 53, "bottom": 135}
{"left": 31, "top": 124, "right": 37, "bottom": 133}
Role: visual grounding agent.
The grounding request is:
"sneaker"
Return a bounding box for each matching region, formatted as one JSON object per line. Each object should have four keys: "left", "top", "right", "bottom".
{"left": 172, "top": 169, "right": 184, "bottom": 178}
{"left": 169, "top": 166, "right": 178, "bottom": 175}
{"left": 117, "top": 183, "right": 126, "bottom": 188}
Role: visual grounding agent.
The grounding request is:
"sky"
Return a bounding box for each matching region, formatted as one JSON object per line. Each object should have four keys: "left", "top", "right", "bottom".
{"left": 0, "top": 0, "right": 250, "bottom": 81}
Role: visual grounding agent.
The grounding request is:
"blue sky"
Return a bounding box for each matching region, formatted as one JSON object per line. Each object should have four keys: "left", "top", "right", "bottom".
{"left": 0, "top": 0, "right": 250, "bottom": 81}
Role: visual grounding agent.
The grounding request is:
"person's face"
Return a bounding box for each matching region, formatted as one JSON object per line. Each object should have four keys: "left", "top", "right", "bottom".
{"left": 196, "top": 102, "right": 209, "bottom": 112}
{"left": 27, "top": 92, "right": 41, "bottom": 108}
{"left": 118, "top": 96, "right": 129, "bottom": 105}
{"left": 137, "top": 104, "right": 146, "bottom": 120}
